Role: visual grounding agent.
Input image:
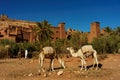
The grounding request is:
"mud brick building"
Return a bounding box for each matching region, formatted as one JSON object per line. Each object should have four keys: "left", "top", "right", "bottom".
{"left": 67, "top": 22, "right": 102, "bottom": 43}
{"left": 0, "top": 14, "right": 66, "bottom": 43}
{"left": 0, "top": 14, "right": 103, "bottom": 43}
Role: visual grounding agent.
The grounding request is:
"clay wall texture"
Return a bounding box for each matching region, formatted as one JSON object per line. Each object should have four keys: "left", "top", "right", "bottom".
{"left": 0, "top": 15, "right": 66, "bottom": 42}
{"left": 0, "top": 14, "right": 102, "bottom": 43}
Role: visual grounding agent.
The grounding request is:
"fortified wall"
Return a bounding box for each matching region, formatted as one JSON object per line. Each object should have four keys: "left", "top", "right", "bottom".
{"left": 0, "top": 14, "right": 103, "bottom": 43}
{"left": 0, "top": 14, "right": 66, "bottom": 42}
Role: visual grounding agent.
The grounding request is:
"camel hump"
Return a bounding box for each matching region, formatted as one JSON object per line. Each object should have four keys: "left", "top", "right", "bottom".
{"left": 81, "top": 45, "right": 94, "bottom": 53}
{"left": 43, "top": 46, "right": 54, "bottom": 54}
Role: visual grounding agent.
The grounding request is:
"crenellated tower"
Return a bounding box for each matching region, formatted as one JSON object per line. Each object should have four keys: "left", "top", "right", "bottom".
{"left": 58, "top": 22, "right": 66, "bottom": 39}
{"left": 88, "top": 22, "right": 100, "bottom": 42}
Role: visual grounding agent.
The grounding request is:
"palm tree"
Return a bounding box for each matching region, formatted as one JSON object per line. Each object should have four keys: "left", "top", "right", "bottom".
{"left": 33, "top": 20, "right": 54, "bottom": 46}
{"left": 115, "top": 26, "right": 120, "bottom": 35}
{"left": 104, "top": 26, "right": 112, "bottom": 35}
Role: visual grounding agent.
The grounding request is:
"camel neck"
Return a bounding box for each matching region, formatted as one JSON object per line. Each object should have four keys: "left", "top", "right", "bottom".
{"left": 69, "top": 49, "right": 78, "bottom": 57}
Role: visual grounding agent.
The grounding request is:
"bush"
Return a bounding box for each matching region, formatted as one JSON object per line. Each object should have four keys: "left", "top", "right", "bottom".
{"left": 31, "top": 51, "right": 40, "bottom": 59}
{"left": 0, "top": 46, "right": 9, "bottom": 59}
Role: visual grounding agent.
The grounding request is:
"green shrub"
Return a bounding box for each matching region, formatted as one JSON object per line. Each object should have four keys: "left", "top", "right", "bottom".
{"left": 0, "top": 46, "right": 8, "bottom": 59}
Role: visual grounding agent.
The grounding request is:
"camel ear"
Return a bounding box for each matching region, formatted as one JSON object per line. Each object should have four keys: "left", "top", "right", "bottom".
{"left": 66, "top": 47, "right": 69, "bottom": 50}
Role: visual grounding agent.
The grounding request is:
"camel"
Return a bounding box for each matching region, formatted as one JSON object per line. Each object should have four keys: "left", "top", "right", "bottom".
{"left": 67, "top": 45, "right": 99, "bottom": 70}
{"left": 38, "top": 46, "right": 65, "bottom": 73}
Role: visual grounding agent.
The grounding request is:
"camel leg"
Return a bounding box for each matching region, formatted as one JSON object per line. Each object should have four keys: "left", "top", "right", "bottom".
{"left": 92, "top": 59, "right": 96, "bottom": 69}
{"left": 38, "top": 53, "right": 45, "bottom": 73}
{"left": 92, "top": 57, "right": 99, "bottom": 70}
{"left": 95, "top": 57, "right": 99, "bottom": 70}
{"left": 49, "top": 58, "right": 55, "bottom": 71}
{"left": 80, "top": 57, "right": 87, "bottom": 70}
{"left": 81, "top": 59, "right": 87, "bottom": 71}
{"left": 58, "top": 57, "right": 65, "bottom": 69}
{"left": 93, "top": 50, "right": 99, "bottom": 70}
{"left": 83, "top": 60, "right": 87, "bottom": 71}
{"left": 80, "top": 59, "right": 84, "bottom": 70}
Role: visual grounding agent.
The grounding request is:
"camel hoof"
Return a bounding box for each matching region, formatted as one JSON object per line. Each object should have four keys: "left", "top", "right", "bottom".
{"left": 91, "top": 67, "right": 94, "bottom": 70}
{"left": 49, "top": 69, "right": 55, "bottom": 72}
{"left": 52, "top": 69, "right": 55, "bottom": 71}
{"left": 63, "top": 66, "right": 66, "bottom": 69}
{"left": 80, "top": 68, "right": 83, "bottom": 70}
{"left": 85, "top": 69, "right": 87, "bottom": 71}
{"left": 38, "top": 70, "right": 41, "bottom": 73}
{"left": 38, "top": 72, "right": 41, "bottom": 75}
{"left": 95, "top": 67, "right": 99, "bottom": 70}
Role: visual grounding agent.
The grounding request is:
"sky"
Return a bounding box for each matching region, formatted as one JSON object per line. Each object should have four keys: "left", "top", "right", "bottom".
{"left": 0, "top": 0, "right": 120, "bottom": 32}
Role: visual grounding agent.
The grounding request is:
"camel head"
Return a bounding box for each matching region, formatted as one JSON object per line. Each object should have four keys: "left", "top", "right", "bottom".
{"left": 67, "top": 47, "right": 72, "bottom": 50}
{"left": 66, "top": 47, "right": 74, "bottom": 51}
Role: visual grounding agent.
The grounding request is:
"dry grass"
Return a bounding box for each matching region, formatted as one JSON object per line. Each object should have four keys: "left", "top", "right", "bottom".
{"left": 0, "top": 54, "right": 120, "bottom": 80}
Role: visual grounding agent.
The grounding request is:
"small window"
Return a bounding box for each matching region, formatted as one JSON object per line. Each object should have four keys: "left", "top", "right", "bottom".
{"left": 56, "top": 31, "right": 59, "bottom": 33}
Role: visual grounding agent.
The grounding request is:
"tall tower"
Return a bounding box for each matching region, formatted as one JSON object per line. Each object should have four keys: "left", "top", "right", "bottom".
{"left": 88, "top": 22, "right": 100, "bottom": 42}
{"left": 90, "top": 22, "right": 100, "bottom": 37}
{"left": 58, "top": 22, "right": 66, "bottom": 39}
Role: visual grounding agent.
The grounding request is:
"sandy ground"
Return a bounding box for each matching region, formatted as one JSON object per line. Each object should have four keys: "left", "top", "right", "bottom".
{"left": 0, "top": 54, "right": 120, "bottom": 80}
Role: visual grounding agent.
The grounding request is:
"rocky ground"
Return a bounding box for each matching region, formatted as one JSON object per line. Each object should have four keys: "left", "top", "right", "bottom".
{"left": 0, "top": 54, "right": 120, "bottom": 80}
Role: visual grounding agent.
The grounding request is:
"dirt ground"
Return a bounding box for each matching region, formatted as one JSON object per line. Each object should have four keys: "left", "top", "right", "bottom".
{"left": 0, "top": 54, "right": 120, "bottom": 80}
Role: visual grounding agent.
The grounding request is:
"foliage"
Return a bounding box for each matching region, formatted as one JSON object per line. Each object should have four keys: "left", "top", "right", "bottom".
{"left": 53, "top": 39, "right": 66, "bottom": 53}
{"left": 104, "top": 26, "right": 112, "bottom": 34}
{"left": 1, "top": 21, "right": 120, "bottom": 58}
{"left": 0, "top": 39, "right": 10, "bottom": 45}
{"left": 92, "top": 28, "right": 120, "bottom": 54}
{"left": 92, "top": 37, "right": 104, "bottom": 54}
{"left": 0, "top": 46, "right": 8, "bottom": 59}
{"left": 17, "top": 41, "right": 40, "bottom": 58}
{"left": 80, "top": 32, "right": 88, "bottom": 46}
{"left": 66, "top": 31, "right": 81, "bottom": 49}
{"left": 0, "top": 39, "right": 41, "bottom": 58}
{"left": 114, "top": 26, "right": 120, "bottom": 35}
{"left": 32, "top": 20, "right": 53, "bottom": 47}
{"left": 0, "top": 39, "right": 19, "bottom": 58}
